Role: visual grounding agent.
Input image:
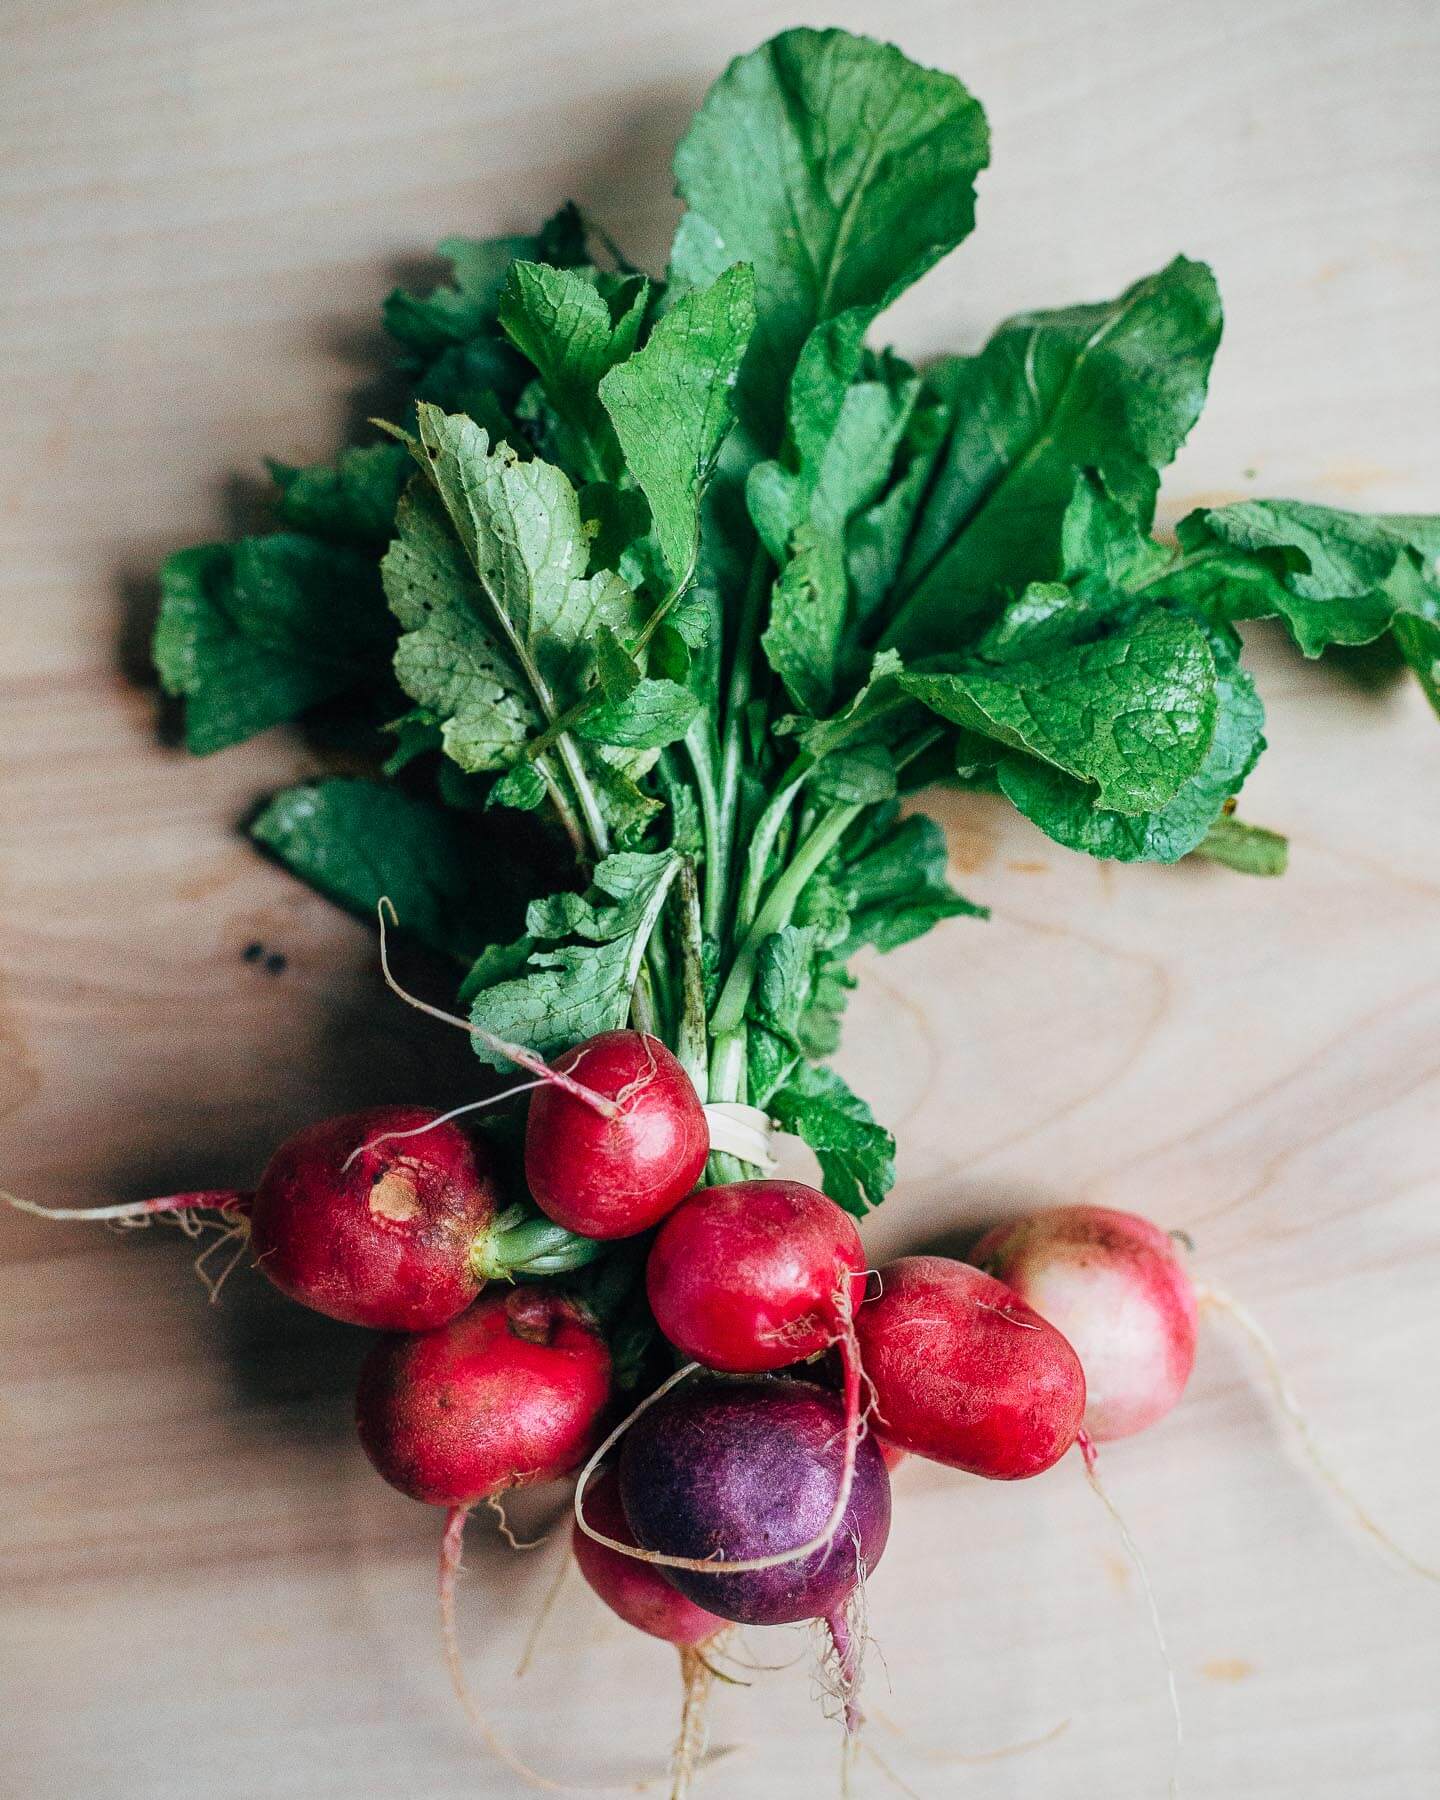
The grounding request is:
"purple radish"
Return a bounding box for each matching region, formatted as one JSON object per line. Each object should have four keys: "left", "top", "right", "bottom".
{"left": 617, "top": 1376, "right": 890, "bottom": 1729}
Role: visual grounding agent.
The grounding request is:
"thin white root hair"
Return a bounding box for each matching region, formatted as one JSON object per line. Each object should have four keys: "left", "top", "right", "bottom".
{"left": 573, "top": 1289, "right": 866, "bottom": 1579}
{"left": 341, "top": 1082, "right": 548, "bottom": 1173}
{"left": 1078, "top": 1438, "right": 1182, "bottom": 1799}
{"left": 486, "top": 1492, "right": 548, "bottom": 1552}
{"left": 2, "top": 1188, "right": 247, "bottom": 1224}
{"left": 438, "top": 1507, "right": 602, "bottom": 1795}
{"left": 863, "top": 1740, "right": 924, "bottom": 1800}
{"left": 514, "top": 1549, "right": 573, "bottom": 1680}
{"left": 817, "top": 1540, "right": 868, "bottom": 1739}
{"left": 188, "top": 1218, "right": 251, "bottom": 1304}
{"left": 1198, "top": 1284, "right": 1440, "bottom": 1584}
{"left": 863, "top": 1709, "right": 1071, "bottom": 1787}
{"left": 376, "top": 899, "right": 620, "bottom": 1119}
{"left": 671, "top": 1645, "right": 716, "bottom": 1800}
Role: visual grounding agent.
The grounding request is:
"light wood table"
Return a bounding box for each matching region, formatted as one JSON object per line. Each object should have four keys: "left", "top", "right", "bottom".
{"left": 3, "top": 2, "right": 1438, "bottom": 1795}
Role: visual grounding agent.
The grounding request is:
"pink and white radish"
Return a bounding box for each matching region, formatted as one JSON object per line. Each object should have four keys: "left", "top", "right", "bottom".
{"left": 972, "top": 1206, "right": 1198, "bottom": 1442}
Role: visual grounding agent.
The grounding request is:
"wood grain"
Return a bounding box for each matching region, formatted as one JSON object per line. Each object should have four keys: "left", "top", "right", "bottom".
{"left": 2, "top": 2, "right": 1438, "bottom": 1795}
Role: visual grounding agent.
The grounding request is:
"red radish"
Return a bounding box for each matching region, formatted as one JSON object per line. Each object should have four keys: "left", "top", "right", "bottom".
{"left": 356, "top": 1286, "right": 613, "bottom": 1791}
{"left": 855, "top": 1255, "right": 1085, "bottom": 1478}
{"left": 248, "top": 1106, "right": 498, "bottom": 1331}
{"left": 973, "top": 1206, "right": 1198, "bottom": 1442}
{"left": 574, "top": 1466, "right": 725, "bottom": 1648}
{"left": 525, "top": 1031, "right": 709, "bottom": 1238}
{"left": 357, "top": 1285, "right": 611, "bottom": 1506}
{"left": 573, "top": 1470, "right": 727, "bottom": 1799}
{"left": 645, "top": 1179, "right": 867, "bottom": 1372}
{"left": 6, "top": 1103, "right": 604, "bottom": 1333}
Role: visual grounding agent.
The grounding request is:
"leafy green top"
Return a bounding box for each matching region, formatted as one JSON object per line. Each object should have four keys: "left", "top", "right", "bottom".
{"left": 153, "top": 25, "right": 1440, "bottom": 1226}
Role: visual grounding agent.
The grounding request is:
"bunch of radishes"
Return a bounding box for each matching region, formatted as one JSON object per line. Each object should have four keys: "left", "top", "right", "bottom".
{"left": 12, "top": 1017, "right": 1227, "bottom": 1786}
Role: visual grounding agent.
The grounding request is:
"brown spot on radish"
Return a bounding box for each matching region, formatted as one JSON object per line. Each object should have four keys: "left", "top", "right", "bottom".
{"left": 1202, "top": 1657, "right": 1256, "bottom": 1683}
{"left": 369, "top": 1170, "right": 421, "bottom": 1223}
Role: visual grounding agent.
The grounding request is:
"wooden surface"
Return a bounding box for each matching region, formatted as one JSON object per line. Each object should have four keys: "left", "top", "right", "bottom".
{"left": 3, "top": 2, "right": 1439, "bottom": 1795}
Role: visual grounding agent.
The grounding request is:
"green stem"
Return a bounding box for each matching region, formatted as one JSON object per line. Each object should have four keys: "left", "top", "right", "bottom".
{"left": 630, "top": 957, "right": 659, "bottom": 1038}
{"left": 553, "top": 732, "right": 612, "bottom": 861}
{"left": 534, "top": 762, "right": 588, "bottom": 867}
{"left": 713, "top": 547, "right": 772, "bottom": 929}
{"left": 474, "top": 1209, "right": 605, "bottom": 1281}
{"left": 674, "top": 857, "right": 709, "bottom": 1101}
{"left": 709, "top": 800, "right": 862, "bottom": 1046}
{"left": 732, "top": 761, "right": 807, "bottom": 941}
{"left": 684, "top": 719, "right": 725, "bottom": 940}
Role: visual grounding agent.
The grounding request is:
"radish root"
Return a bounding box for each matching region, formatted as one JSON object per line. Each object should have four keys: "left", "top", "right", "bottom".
{"left": 438, "top": 1505, "right": 592, "bottom": 1794}
{"left": 376, "top": 899, "right": 620, "bottom": 1120}
{"left": 514, "top": 1549, "right": 573, "bottom": 1679}
{"left": 486, "top": 1492, "right": 547, "bottom": 1552}
{"left": 671, "top": 1646, "right": 716, "bottom": 1800}
{"left": 341, "top": 1082, "right": 548, "bottom": 1173}
{"left": 574, "top": 1285, "right": 867, "bottom": 1578}
{"left": 2, "top": 1188, "right": 250, "bottom": 1224}
{"left": 1198, "top": 1284, "right": 1440, "bottom": 1583}
{"left": 1078, "top": 1435, "right": 1182, "bottom": 1799}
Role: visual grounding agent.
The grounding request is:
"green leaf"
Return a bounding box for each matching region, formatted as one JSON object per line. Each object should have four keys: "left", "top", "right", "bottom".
{"left": 836, "top": 810, "right": 986, "bottom": 953}
{"left": 1393, "top": 615, "right": 1440, "bottom": 719}
{"left": 1060, "top": 469, "right": 1172, "bottom": 596}
{"left": 499, "top": 262, "right": 649, "bottom": 477}
{"left": 771, "top": 1064, "right": 895, "bottom": 1215}
{"left": 903, "top": 607, "right": 1219, "bottom": 814}
{"left": 886, "top": 258, "right": 1223, "bottom": 655}
{"left": 996, "top": 628, "right": 1264, "bottom": 862}
{"left": 847, "top": 363, "right": 961, "bottom": 627}
{"left": 783, "top": 649, "right": 921, "bottom": 760}
{"left": 153, "top": 536, "right": 391, "bottom": 755}
{"left": 670, "top": 27, "right": 988, "bottom": 443}
{"left": 267, "top": 443, "right": 411, "bottom": 545}
{"left": 756, "top": 328, "right": 919, "bottom": 710}
{"left": 599, "top": 264, "right": 757, "bottom": 586}
{"left": 384, "top": 481, "right": 540, "bottom": 772}
{"left": 809, "top": 744, "right": 897, "bottom": 806}
{"left": 250, "top": 778, "right": 519, "bottom": 960}
{"left": 488, "top": 762, "right": 548, "bottom": 812}
{"left": 467, "top": 850, "right": 680, "bottom": 1066}
{"left": 1165, "top": 499, "right": 1440, "bottom": 656}
{"left": 745, "top": 924, "right": 821, "bottom": 1108}
{"left": 411, "top": 406, "right": 640, "bottom": 692}
{"left": 1190, "top": 814, "right": 1289, "bottom": 878}
{"left": 383, "top": 206, "right": 587, "bottom": 358}
{"left": 575, "top": 678, "right": 701, "bottom": 749}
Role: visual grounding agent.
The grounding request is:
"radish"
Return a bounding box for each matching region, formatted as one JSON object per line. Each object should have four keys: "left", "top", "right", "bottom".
{"left": 976, "top": 1206, "right": 1440, "bottom": 1582}
{"left": 356, "top": 1286, "right": 612, "bottom": 1788}
{"left": 573, "top": 1468, "right": 727, "bottom": 1799}
{"left": 6, "top": 1104, "right": 604, "bottom": 1332}
{"left": 357, "top": 1284, "right": 612, "bottom": 1506}
{"left": 972, "top": 1206, "right": 1198, "bottom": 1442}
{"left": 855, "top": 1256, "right": 1086, "bottom": 1478}
{"left": 617, "top": 1375, "right": 891, "bottom": 1731}
{"left": 645, "top": 1180, "right": 867, "bottom": 1373}
{"left": 573, "top": 1466, "right": 726, "bottom": 1649}
{"left": 525, "top": 1031, "right": 709, "bottom": 1239}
